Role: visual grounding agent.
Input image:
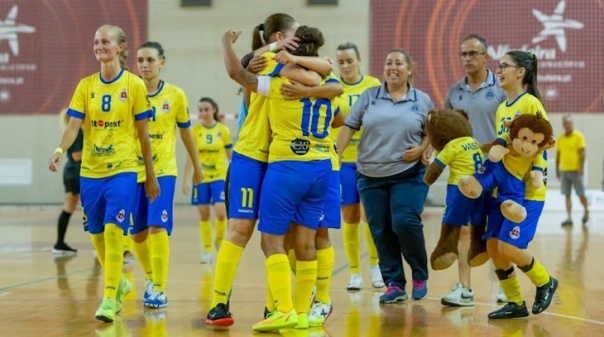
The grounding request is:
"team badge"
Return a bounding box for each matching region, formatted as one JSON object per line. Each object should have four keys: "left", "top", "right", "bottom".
{"left": 161, "top": 210, "right": 168, "bottom": 223}
{"left": 515, "top": 111, "right": 522, "bottom": 118}
{"left": 119, "top": 88, "right": 128, "bottom": 102}
{"left": 509, "top": 226, "right": 520, "bottom": 240}
{"left": 116, "top": 209, "right": 126, "bottom": 223}
{"left": 162, "top": 101, "right": 170, "bottom": 113}
{"left": 485, "top": 90, "right": 494, "bottom": 100}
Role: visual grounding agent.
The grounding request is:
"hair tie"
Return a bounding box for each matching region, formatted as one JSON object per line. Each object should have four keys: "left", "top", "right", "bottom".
{"left": 258, "top": 23, "right": 264, "bottom": 31}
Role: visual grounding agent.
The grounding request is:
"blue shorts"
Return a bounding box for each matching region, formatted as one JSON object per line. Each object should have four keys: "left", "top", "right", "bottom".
{"left": 80, "top": 172, "right": 137, "bottom": 235}
{"left": 258, "top": 160, "right": 331, "bottom": 235}
{"left": 340, "top": 163, "right": 360, "bottom": 205}
{"left": 476, "top": 160, "right": 525, "bottom": 204}
{"left": 130, "top": 176, "right": 176, "bottom": 235}
{"left": 228, "top": 152, "right": 267, "bottom": 219}
{"left": 442, "top": 185, "right": 482, "bottom": 226}
{"left": 484, "top": 199, "right": 544, "bottom": 249}
{"left": 319, "top": 170, "right": 342, "bottom": 229}
{"left": 192, "top": 180, "right": 226, "bottom": 205}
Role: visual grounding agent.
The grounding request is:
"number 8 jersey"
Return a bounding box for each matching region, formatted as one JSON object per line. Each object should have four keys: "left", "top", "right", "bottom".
{"left": 258, "top": 72, "right": 340, "bottom": 163}
{"left": 67, "top": 68, "right": 152, "bottom": 178}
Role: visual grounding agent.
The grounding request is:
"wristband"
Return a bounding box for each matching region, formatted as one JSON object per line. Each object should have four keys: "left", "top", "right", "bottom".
{"left": 54, "top": 147, "right": 64, "bottom": 155}
{"left": 269, "top": 42, "right": 277, "bottom": 52}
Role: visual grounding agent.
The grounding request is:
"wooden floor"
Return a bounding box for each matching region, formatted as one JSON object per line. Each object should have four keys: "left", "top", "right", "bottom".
{"left": 1, "top": 206, "right": 603, "bottom": 337}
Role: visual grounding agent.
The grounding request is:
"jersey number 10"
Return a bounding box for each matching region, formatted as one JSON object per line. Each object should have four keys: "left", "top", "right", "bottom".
{"left": 300, "top": 98, "right": 333, "bottom": 139}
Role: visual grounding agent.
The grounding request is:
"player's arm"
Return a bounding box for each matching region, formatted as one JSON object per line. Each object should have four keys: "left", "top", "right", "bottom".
{"left": 135, "top": 119, "right": 160, "bottom": 202}
{"left": 331, "top": 111, "right": 344, "bottom": 128}
{"left": 280, "top": 81, "right": 343, "bottom": 100}
{"left": 49, "top": 116, "right": 83, "bottom": 172}
{"left": 274, "top": 51, "right": 333, "bottom": 77}
{"left": 180, "top": 127, "right": 203, "bottom": 186}
{"left": 223, "top": 29, "right": 259, "bottom": 92}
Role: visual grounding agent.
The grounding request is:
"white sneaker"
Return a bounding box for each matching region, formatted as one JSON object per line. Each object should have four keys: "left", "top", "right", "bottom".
{"left": 123, "top": 250, "right": 135, "bottom": 264}
{"left": 441, "top": 283, "right": 474, "bottom": 307}
{"left": 497, "top": 288, "right": 508, "bottom": 303}
{"left": 346, "top": 273, "right": 362, "bottom": 291}
{"left": 369, "top": 264, "right": 385, "bottom": 288}
{"left": 200, "top": 252, "right": 213, "bottom": 264}
{"left": 308, "top": 302, "right": 333, "bottom": 327}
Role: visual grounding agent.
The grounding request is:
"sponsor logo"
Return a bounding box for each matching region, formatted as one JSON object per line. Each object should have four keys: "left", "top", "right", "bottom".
{"left": 531, "top": 0, "right": 583, "bottom": 53}
{"left": 90, "top": 119, "right": 123, "bottom": 129}
{"left": 290, "top": 138, "right": 310, "bottom": 155}
{"left": 91, "top": 144, "right": 115, "bottom": 157}
{"left": 0, "top": 5, "right": 36, "bottom": 56}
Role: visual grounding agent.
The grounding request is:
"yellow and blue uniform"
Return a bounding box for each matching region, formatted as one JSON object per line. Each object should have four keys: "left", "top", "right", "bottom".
{"left": 131, "top": 80, "right": 191, "bottom": 235}
{"left": 485, "top": 92, "right": 549, "bottom": 248}
{"left": 258, "top": 74, "right": 339, "bottom": 235}
{"left": 228, "top": 52, "right": 283, "bottom": 219}
{"left": 435, "top": 137, "right": 485, "bottom": 226}
{"left": 192, "top": 121, "right": 233, "bottom": 205}
{"left": 67, "top": 68, "right": 152, "bottom": 234}
{"left": 333, "top": 75, "right": 381, "bottom": 205}
{"left": 556, "top": 130, "right": 585, "bottom": 171}
{"left": 556, "top": 130, "right": 586, "bottom": 196}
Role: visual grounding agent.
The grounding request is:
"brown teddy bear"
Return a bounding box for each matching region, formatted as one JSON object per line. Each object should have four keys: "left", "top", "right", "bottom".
{"left": 424, "top": 108, "right": 487, "bottom": 270}
{"left": 458, "top": 112, "right": 553, "bottom": 224}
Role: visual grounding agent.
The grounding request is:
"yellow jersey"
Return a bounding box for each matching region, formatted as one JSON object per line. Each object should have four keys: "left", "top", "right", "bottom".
{"left": 434, "top": 137, "right": 484, "bottom": 185}
{"left": 262, "top": 73, "right": 340, "bottom": 163}
{"left": 332, "top": 75, "right": 381, "bottom": 163}
{"left": 556, "top": 130, "right": 585, "bottom": 171}
{"left": 135, "top": 81, "right": 191, "bottom": 181}
{"left": 234, "top": 52, "right": 283, "bottom": 162}
{"left": 494, "top": 93, "right": 548, "bottom": 201}
{"left": 192, "top": 122, "right": 233, "bottom": 182}
{"left": 67, "top": 68, "right": 151, "bottom": 178}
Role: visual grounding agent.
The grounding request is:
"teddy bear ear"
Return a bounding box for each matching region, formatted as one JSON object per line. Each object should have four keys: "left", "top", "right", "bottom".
{"left": 454, "top": 109, "right": 469, "bottom": 120}
{"left": 427, "top": 109, "right": 436, "bottom": 122}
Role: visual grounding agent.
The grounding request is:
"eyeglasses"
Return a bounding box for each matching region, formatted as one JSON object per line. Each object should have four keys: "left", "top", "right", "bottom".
{"left": 458, "top": 51, "right": 486, "bottom": 58}
{"left": 496, "top": 63, "right": 519, "bottom": 71}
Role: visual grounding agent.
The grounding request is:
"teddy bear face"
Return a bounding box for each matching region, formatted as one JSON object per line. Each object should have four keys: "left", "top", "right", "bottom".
{"left": 426, "top": 109, "right": 474, "bottom": 152}
{"left": 508, "top": 112, "right": 553, "bottom": 157}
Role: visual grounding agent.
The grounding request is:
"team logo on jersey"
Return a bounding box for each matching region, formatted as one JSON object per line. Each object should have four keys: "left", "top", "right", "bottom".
{"left": 161, "top": 210, "right": 168, "bottom": 223}
{"left": 485, "top": 90, "right": 495, "bottom": 100}
{"left": 458, "top": 94, "right": 463, "bottom": 101}
{"left": 91, "top": 92, "right": 96, "bottom": 99}
{"left": 515, "top": 111, "right": 522, "bottom": 118}
{"left": 477, "top": 164, "right": 486, "bottom": 174}
{"left": 82, "top": 208, "right": 89, "bottom": 232}
{"left": 116, "top": 209, "right": 126, "bottom": 223}
{"left": 411, "top": 104, "right": 420, "bottom": 111}
{"left": 119, "top": 88, "right": 128, "bottom": 102}
{"left": 290, "top": 138, "right": 310, "bottom": 155}
{"left": 509, "top": 226, "right": 521, "bottom": 240}
{"left": 161, "top": 101, "right": 170, "bottom": 113}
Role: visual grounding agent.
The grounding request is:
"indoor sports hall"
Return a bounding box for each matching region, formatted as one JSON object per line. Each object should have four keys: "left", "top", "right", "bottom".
{"left": 1, "top": 1, "right": 603, "bottom": 336}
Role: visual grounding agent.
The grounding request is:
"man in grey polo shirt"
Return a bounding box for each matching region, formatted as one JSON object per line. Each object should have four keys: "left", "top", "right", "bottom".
{"left": 440, "top": 35, "right": 506, "bottom": 308}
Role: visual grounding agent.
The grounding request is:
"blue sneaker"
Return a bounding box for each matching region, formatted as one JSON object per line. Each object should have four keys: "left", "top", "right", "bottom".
{"left": 143, "top": 279, "right": 154, "bottom": 304}
{"left": 379, "top": 284, "right": 407, "bottom": 303}
{"left": 145, "top": 289, "right": 168, "bottom": 308}
{"left": 412, "top": 279, "right": 428, "bottom": 300}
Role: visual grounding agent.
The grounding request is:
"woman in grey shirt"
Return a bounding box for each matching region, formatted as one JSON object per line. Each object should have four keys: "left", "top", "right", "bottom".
{"left": 336, "top": 48, "right": 434, "bottom": 303}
